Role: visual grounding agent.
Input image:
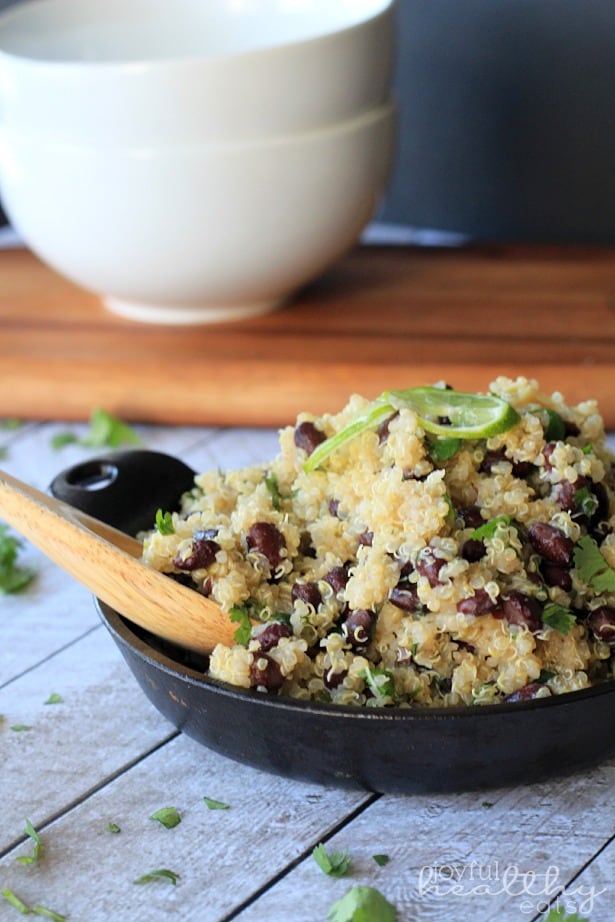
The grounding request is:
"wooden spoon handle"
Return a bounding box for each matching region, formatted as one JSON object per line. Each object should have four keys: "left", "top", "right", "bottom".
{"left": 0, "top": 469, "right": 238, "bottom": 654}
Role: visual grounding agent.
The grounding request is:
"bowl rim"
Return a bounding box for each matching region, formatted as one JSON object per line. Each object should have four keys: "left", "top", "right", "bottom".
{"left": 0, "top": 0, "right": 396, "bottom": 71}
{"left": 99, "top": 600, "right": 615, "bottom": 724}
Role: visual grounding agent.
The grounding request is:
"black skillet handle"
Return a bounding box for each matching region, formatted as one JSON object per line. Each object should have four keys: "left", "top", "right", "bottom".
{"left": 49, "top": 450, "right": 197, "bottom": 535}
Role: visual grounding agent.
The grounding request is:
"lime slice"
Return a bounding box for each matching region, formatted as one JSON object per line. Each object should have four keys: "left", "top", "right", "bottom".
{"left": 384, "top": 387, "right": 521, "bottom": 438}
{"left": 303, "top": 387, "right": 520, "bottom": 472}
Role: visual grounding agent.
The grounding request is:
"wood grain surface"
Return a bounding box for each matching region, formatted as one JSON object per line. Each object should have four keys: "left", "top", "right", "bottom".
{"left": 1, "top": 244, "right": 614, "bottom": 426}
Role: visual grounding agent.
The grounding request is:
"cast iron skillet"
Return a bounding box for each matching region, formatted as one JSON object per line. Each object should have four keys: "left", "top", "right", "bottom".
{"left": 51, "top": 450, "right": 615, "bottom": 794}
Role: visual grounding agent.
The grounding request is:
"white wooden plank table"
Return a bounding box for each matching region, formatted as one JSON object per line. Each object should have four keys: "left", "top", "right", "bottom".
{"left": 1, "top": 420, "right": 613, "bottom": 922}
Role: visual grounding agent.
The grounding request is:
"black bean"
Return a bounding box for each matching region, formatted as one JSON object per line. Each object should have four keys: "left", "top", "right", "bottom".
{"left": 377, "top": 412, "right": 398, "bottom": 443}
{"left": 505, "top": 682, "right": 549, "bottom": 703}
{"left": 416, "top": 548, "right": 445, "bottom": 587}
{"left": 564, "top": 420, "right": 581, "bottom": 437}
{"left": 457, "top": 588, "right": 496, "bottom": 615}
{"left": 528, "top": 522, "right": 574, "bottom": 567}
{"left": 173, "top": 532, "right": 220, "bottom": 571}
{"left": 325, "top": 564, "right": 350, "bottom": 594}
{"left": 497, "top": 591, "right": 543, "bottom": 632}
{"left": 551, "top": 479, "right": 577, "bottom": 512}
{"left": 294, "top": 421, "right": 325, "bottom": 456}
{"left": 540, "top": 561, "right": 573, "bottom": 591}
{"left": 249, "top": 653, "right": 284, "bottom": 690}
{"left": 323, "top": 667, "right": 347, "bottom": 690}
{"left": 586, "top": 606, "right": 615, "bottom": 643}
{"left": 479, "top": 449, "right": 533, "bottom": 478}
{"left": 298, "top": 532, "right": 316, "bottom": 558}
{"left": 254, "top": 622, "right": 292, "bottom": 653}
{"left": 590, "top": 481, "right": 610, "bottom": 525}
{"left": 291, "top": 580, "right": 322, "bottom": 609}
{"left": 342, "top": 609, "right": 374, "bottom": 648}
{"left": 246, "top": 522, "right": 286, "bottom": 569}
{"left": 461, "top": 538, "right": 486, "bottom": 562}
{"left": 328, "top": 498, "right": 340, "bottom": 517}
{"left": 459, "top": 505, "right": 484, "bottom": 530}
{"left": 358, "top": 529, "right": 373, "bottom": 547}
{"left": 389, "top": 583, "right": 421, "bottom": 613}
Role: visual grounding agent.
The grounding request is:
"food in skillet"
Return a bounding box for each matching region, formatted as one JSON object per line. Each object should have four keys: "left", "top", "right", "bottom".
{"left": 142, "top": 378, "right": 615, "bottom": 707}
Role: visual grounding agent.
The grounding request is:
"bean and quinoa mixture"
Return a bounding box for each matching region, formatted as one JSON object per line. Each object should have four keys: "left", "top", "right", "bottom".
{"left": 142, "top": 378, "right": 615, "bottom": 708}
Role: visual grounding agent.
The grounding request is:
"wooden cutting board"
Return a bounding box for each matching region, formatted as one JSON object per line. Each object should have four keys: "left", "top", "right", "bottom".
{"left": 1, "top": 244, "right": 614, "bottom": 427}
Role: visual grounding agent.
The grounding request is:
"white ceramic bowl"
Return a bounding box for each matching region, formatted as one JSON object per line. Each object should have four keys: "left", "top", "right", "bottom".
{"left": 0, "top": 0, "right": 395, "bottom": 146}
{"left": 0, "top": 102, "right": 396, "bottom": 324}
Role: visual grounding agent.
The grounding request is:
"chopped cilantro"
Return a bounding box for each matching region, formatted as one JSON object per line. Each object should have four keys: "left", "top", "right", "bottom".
{"left": 107, "top": 822, "right": 121, "bottom": 834}
{"left": 542, "top": 603, "right": 577, "bottom": 635}
{"left": 2, "top": 888, "right": 30, "bottom": 914}
{"left": 481, "top": 801, "right": 494, "bottom": 808}
{"left": 429, "top": 437, "right": 461, "bottom": 462}
{"left": 16, "top": 818, "right": 42, "bottom": 865}
{"left": 538, "top": 669, "right": 556, "bottom": 684}
{"left": 0, "top": 524, "right": 36, "bottom": 594}
{"left": 44, "top": 693, "right": 63, "bottom": 705}
{"left": 470, "top": 515, "right": 511, "bottom": 541}
{"left": 542, "top": 409, "right": 566, "bottom": 441}
{"left": 149, "top": 807, "right": 181, "bottom": 829}
{"left": 229, "top": 606, "right": 252, "bottom": 646}
{"left": 541, "top": 908, "right": 590, "bottom": 922}
{"left": 373, "top": 854, "right": 390, "bottom": 866}
{"left": 134, "top": 868, "right": 179, "bottom": 886}
{"left": 0, "top": 419, "right": 22, "bottom": 431}
{"left": 32, "top": 907, "right": 67, "bottom": 922}
{"left": 574, "top": 535, "right": 615, "bottom": 592}
{"left": 265, "top": 472, "right": 282, "bottom": 511}
{"left": 582, "top": 443, "right": 593, "bottom": 455}
{"left": 52, "top": 408, "right": 142, "bottom": 451}
{"left": 313, "top": 843, "right": 352, "bottom": 878}
{"left": 327, "top": 885, "right": 397, "bottom": 922}
{"left": 203, "top": 796, "right": 230, "bottom": 810}
{"left": 155, "top": 509, "right": 175, "bottom": 535}
{"left": 574, "top": 486, "right": 599, "bottom": 518}
{"left": 362, "top": 666, "right": 395, "bottom": 700}
{"left": 10, "top": 724, "right": 32, "bottom": 732}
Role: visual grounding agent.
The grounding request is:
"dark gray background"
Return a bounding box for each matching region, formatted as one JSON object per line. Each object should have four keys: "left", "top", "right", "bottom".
{"left": 2, "top": 0, "right": 615, "bottom": 242}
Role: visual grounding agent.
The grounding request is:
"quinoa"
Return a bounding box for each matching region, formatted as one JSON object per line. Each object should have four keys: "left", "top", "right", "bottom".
{"left": 141, "top": 378, "right": 615, "bottom": 708}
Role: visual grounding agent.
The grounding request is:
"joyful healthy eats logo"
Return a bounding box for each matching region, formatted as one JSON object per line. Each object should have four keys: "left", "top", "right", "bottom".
{"left": 417, "top": 861, "right": 606, "bottom": 916}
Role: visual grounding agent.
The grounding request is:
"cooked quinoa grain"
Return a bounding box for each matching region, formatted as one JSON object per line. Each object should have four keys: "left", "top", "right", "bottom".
{"left": 142, "top": 379, "right": 615, "bottom": 708}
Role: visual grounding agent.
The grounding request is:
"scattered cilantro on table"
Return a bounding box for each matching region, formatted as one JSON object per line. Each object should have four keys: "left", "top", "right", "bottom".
{"left": 51, "top": 408, "right": 142, "bottom": 451}
{"left": 16, "top": 818, "right": 42, "bottom": 865}
{"left": 541, "top": 907, "right": 590, "bottom": 922}
{"left": 44, "top": 693, "right": 63, "bottom": 705}
{"left": 0, "top": 524, "right": 36, "bottom": 595}
{"left": 107, "top": 822, "right": 121, "bottom": 834}
{"left": 203, "top": 796, "right": 230, "bottom": 810}
{"left": 327, "top": 885, "right": 397, "bottom": 922}
{"left": 134, "top": 869, "right": 179, "bottom": 886}
{"left": 149, "top": 807, "right": 181, "bottom": 829}
{"left": 372, "top": 854, "right": 390, "bottom": 867}
{"left": 312, "top": 843, "right": 351, "bottom": 878}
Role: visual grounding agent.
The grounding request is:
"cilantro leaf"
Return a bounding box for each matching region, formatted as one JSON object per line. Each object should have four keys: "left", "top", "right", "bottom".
{"left": 16, "top": 818, "right": 42, "bottom": 865}
{"left": 203, "top": 796, "right": 230, "bottom": 810}
{"left": 265, "top": 473, "right": 282, "bottom": 511}
{"left": 229, "top": 606, "right": 252, "bottom": 646}
{"left": 107, "top": 822, "right": 121, "bottom": 834}
{"left": 542, "top": 603, "right": 577, "bottom": 635}
{"left": 149, "top": 807, "right": 181, "bottom": 829}
{"left": 574, "top": 535, "right": 615, "bottom": 592}
{"left": 373, "top": 854, "right": 390, "bottom": 866}
{"left": 541, "top": 908, "right": 590, "bottom": 922}
{"left": 429, "top": 437, "right": 461, "bottom": 462}
{"left": 0, "top": 524, "right": 36, "bottom": 595}
{"left": 471, "top": 515, "right": 511, "bottom": 541}
{"left": 574, "top": 486, "right": 599, "bottom": 518}
{"left": 543, "top": 409, "right": 566, "bottom": 441}
{"left": 155, "top": 509, "right": 175, "bottom": 535}
{"left": 327, "top": 885, "right": 397, "bottom": 922}
{"left": 538, "top": 669, "right": 556, "bottom": 684}
{"left": 44, "top": 693, "right": 63, "bottom": 705}
{"left": 10, "top": 724, "right": 32, "bottom": 732}
{"left": 361, "top": 666, "right": 396, "bottom": 700}
{"left": 134, "top": 868, "right": 179, "bottom": 885}
{"left": 52, "top": 408, "right": 142, "bottom": 451}
{"left": 313, "top": 843, "right": 352, "bottom": 878}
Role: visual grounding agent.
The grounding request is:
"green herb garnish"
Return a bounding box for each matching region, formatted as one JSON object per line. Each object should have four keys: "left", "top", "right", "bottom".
{"left": 107, "top": 822, "right": 121, "bottom": 834}
{"left": 542, "top": 603, "right": 577, "bottom": 635}
{"left": 149, "top": 807, "right": 181, "bottom": 829}
{"left": 44, "top": 693, "right": 63, "bottom": 705}
{"left": 52, "top": 408, "right": 142, "bottom": 451}
{"left": 304, "top": 387, "right": 520, "bottom": 472}
{"left": 32, "top": 907, "right": 67, "bottom": 922}
{"left": 541, "top": 908, "right": 590, "bottom": 922}
{"left": 543, "top": 409, "right": 566, "bottom": 441}
{"left": 574, "top": 535, "right": 615, "bottom": 592}
{"left": 10, "top": 724, "right": 32, "bottom": 732}
{"left": 0, "top": 524, "right": 36, "bottom": 594}
{"left": 264, "top": 472, "right": 282, "bottom": 511}
{"left": 203, "top": 796, "right": 230, "bottom": 810}
{"left": 134, "top": 869, "right": 179, "bottom": 886}
{"left": 16, "top": 818, "right": 42, "bottom": 865}
{"left": 362, "top": 667, "right": 395, "bottom": 700}
{"left": 229, "top": 606, "right": 252, "bottom": 646}
{"left": 429, "top": 437, "right": 461, "bottom": 462}
{"left": 155, "top": 509, "right": 175, "bottom": 535}
{"left": 538, "top": 669, "right": 556, "bottom": 684}
{"left": 313, "top": 843, "right": 352, "bottom": 878}
{"left": 373, "top": 854, "right": 390, "bottom": 866}
{"left": 574, "top": 486, "right": 599, "bottom": 518}
{"left": 2, "top": 888, "right": 30, "bottom": 914}
{"left": 471, "top": 515, "right": 511, "bottom": 541}
{"left": 327, "top": 885, "right": 397, "bottom": 922}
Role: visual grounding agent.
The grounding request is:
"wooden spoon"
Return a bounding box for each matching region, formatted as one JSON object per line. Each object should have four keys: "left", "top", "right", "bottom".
{"left": 0, "top": 469, "right": 239, "bottom": 654}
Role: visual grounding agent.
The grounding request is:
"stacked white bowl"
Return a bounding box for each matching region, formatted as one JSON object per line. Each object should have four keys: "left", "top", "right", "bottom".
{"left": 0, "top": 0, "right": 397, "bottom": 324}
